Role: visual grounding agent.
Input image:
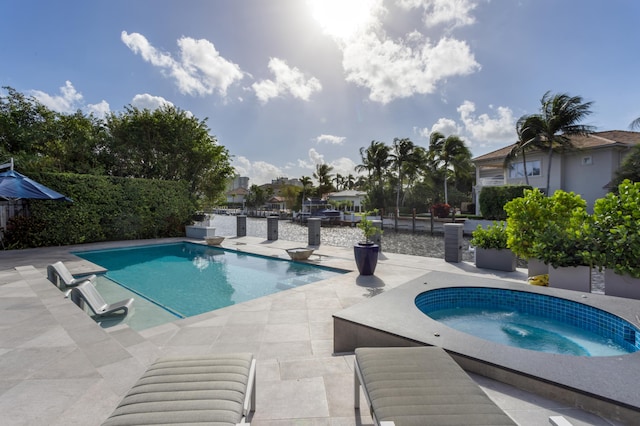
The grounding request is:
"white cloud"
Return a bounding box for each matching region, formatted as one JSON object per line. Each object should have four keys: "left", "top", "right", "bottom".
{"left": 457, "top": 100, "right": 516, "bottom": 142}
{"left": 252, "top": 58, "right": 322, "bottom": 103}
{"left": 232, "top": 156, "right": 283, "bottom": 185}
{"left": 131, "top": 93, "right": 174, "bottom": 110}
{"left": 121, "top": 31, "right": 244, "bottom": 97}
{"left": 86, "top": 100, "right": 110, "bottom": 119}
{"left": 416, "top": 117, "right": 461, "bottom": 139}
{"left": 396, "top": 0, "right": 477, "bottom": 29}
{"left": 341, "top": 32, "right": 479, "bottom": 104}
{"left": 30, "top": 80, "right": 83, "bottom": 113}
{"left": 308, "top": 148, "right": 325, "bottom": 166}
{"left": 328, "top": 156, "right": 358, "bottom": 178}
{"left": 316, "top": 134, "right": 346, "bottom": 145}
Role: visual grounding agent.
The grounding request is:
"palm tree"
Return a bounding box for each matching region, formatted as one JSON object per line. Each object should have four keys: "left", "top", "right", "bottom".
{"left": 345, "top": 173, "right": 356, "bottom": 190}
{"left": 524, "top": 91, "right": 595, "bottom": 195}
{"left": 428, "top": 132, "right": 471, "bottom": 204}
{"left": 503, "top": 115, "right": 545, "bottom": 186}
{"left": 389, "top": 137, "right": 420, "bottom": 218}
{"left": 333, "top": 173, "right": 344, "bottom": 191}
{"left": 313, "top": 163, "right": 334, "bottom": 196}
{"left": 355, "top": 140, "right": 391, "bottom": 191}
{"left": 300, "top": 175, "right": 312, "bottom": 211}
{"left": 631, "top": 116, "right": 640, "bottom": 130}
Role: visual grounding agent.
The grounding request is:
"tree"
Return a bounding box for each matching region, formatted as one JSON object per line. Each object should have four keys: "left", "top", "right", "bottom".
{"left": 389, "top": 137, "right": 421, "bottom": 215}
{"left": 104, "top": 104, "right": 234, "bottom": 200}
{"left": 313, "top": 163, "right": 334, "bottom": 196}
{"left": 631, "top": 117, "right": 640, "bottom": 130}
{"left": 522, "top": 91, "right": 595, "bottom": 194}
{"left": 355, "top": 140, "right": 391, "bottom": 192}
{"left": 428, "top": 132, "right": 471, "bottom": 204}
{"left": 504, "top": 115, "right": 546, "bottom": 186}
{"left": 245, "top": 184, "right": 266, "bottom": 210}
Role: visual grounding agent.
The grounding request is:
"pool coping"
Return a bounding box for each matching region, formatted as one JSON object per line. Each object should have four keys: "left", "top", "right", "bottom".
{"left": 333, "top": 270, "right": 640, "bottom": 424}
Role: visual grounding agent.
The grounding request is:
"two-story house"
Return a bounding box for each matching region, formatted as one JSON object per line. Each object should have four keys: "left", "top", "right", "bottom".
{"left": 472, "top": 130, "right": 640, "bottom": 213}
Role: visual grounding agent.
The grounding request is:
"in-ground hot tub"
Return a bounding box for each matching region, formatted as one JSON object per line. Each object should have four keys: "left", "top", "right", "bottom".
{"left": 415, "top": 287, "right": 640, "bottom": 356}
{"left": 333, "top": 271, "right": 640, "bottom": 424}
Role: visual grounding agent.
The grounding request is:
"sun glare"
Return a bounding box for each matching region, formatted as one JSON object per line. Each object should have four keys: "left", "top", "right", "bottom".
{"left": 308, "top": 0, "right": 377, "bottom": 40}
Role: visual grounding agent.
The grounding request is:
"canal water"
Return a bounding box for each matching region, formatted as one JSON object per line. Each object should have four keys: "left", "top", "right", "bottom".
{"left": 209, "top": 215, "right": 474, "bottom": 262}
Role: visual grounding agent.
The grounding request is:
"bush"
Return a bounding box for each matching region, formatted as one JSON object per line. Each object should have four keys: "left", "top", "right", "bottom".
{"left": 5, "top": 173, "right": 196, "bottom": 248}
{"left": 431, "top": 203, "right": 451, "bottom": 218}
{"left": 479, "top": 185, "right": 531, "bottom": 220}
{"left": 470, "top": 222, "right": 508, "bottom": 249}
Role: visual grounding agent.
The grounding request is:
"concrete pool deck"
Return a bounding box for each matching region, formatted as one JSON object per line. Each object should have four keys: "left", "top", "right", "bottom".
{"left": 0, "top": 236, "right": 627, "bottom": 425}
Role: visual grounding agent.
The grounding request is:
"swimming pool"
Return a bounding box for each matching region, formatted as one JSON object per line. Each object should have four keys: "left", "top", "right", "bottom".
{"left": 415, "top": 287, "right": 639, "bottom": 356}
{"left": 74, "top": 242, "right": 345, "bottom": 318}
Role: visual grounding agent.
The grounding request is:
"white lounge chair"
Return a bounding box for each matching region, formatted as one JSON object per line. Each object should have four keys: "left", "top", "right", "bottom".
{"left": 47, "top": 261, "right": 96, "bottom": 289}
{"left": 69, "top": 281, "right": 133, "bottom": 317}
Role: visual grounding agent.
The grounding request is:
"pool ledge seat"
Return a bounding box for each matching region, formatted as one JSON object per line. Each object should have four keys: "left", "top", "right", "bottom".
{"left": 354, "top": 346, "right": 516, "bottom": 426}
{"left": 102, "top": 353, "right": 256, "bottom": 426}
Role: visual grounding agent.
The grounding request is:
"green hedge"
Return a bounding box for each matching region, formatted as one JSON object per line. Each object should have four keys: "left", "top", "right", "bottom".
{"left": 5, "top": 173, "right": 196, "bottom": 248}
{"left": 479, "top": 185, "right": 532, "bottom": 220}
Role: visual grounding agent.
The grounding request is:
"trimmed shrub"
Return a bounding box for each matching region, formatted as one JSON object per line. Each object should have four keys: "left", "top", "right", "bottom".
{"left": 5, "top": 173, "right": 195, "bottom": 248}
{"left": 479, "top": 185, "right": 531, "bottom": 220}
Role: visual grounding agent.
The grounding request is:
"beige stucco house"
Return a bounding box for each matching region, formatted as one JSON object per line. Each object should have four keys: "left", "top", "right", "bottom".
{"left": 472, "top": 130, "right": 640, "bottom": 213}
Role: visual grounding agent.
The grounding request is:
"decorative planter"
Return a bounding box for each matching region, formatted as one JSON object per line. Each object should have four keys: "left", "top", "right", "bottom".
{"left": 475, "top": 248, "right": 517, "bottom": 272}
{"left": 286, "top": 248, "right": 314, "bottom": 261}
{"left": 548, "top": 265, "right": 591, "bottom": 292}
{"left": 354, "top": 243, "right": 379, "bottom": 275}
{"left": 604, "top": 269, "right": 640, "bottom": 300}
{"left": 205, "top": 236, "right": 225, "bottom": 246}
{"left": 527, "top": 258, "right": 548, "bottom": 277}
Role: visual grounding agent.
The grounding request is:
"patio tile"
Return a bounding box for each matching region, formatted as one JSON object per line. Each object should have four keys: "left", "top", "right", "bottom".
{"left": 253, "top": 377, "right": 329, "bottom": 420}
{"left": 262, "top": 323, "right": 310, "bottom": 342}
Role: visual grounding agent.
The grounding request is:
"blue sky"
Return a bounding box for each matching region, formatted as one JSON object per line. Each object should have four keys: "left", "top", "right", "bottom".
{"left": 2, "top": 0, "right": 639, "bottom": 185}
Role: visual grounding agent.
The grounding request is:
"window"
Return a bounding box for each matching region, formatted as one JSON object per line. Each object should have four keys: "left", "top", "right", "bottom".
{"left": 508, "top": 160, "right": 541, "bottom": 178}
{"left": 582, "top": 156, "right": 593, "bottom": 166}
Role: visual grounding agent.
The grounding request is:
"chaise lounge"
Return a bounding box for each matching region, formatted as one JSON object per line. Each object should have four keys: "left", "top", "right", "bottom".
{"left": 47, "top": 261, "right": 96, "bottom": 289}
{"left": 68, "top": 281, "right": 133, "bottom": 317}
{"left": 354, "top": 346, "right": 516, "bottom": 426}
{"left": 102, "top": 353, "right": 256, "bottom": 426}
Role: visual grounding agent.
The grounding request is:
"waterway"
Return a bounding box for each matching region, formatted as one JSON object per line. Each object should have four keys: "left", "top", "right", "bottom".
{"left": 209, "top": 215, "right": 474, "bottom": 262}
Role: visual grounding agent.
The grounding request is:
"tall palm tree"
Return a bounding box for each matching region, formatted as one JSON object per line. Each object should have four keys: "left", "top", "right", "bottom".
{"left": 313, "top": 163, "right": 334, "bottom": 196}
{"left": 524, "top": 91, "right": 595, "bottom": 194}
{"left": 300, "top": 175, "right": 313, "bottom": 211}
{"left": 503, "top": 115, "right": 545, "bottom": 186}
{"left": 333, "top": 173, "right": 344, "bottom": 191}
{"left": 389, "top": 137, "right": 420, "bottom": 217}
{"left": 428, "top": 132, "right": 471, "bottom": 204}
{"left": 355, "top": 140, "right": 391, "bottom": 191}
{"left": 345, "top": 173, "right": 356, "bottom": 190}
{"left": 630, "top": 116, "right": 640, "bottom": 130}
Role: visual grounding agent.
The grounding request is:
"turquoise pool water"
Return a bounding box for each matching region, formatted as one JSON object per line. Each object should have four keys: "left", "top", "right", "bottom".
{"left": 75, "top": 243, "right": 344, "bottom": 318}
{"left": 416, "top": 287, "right": 640, "bottom": 357}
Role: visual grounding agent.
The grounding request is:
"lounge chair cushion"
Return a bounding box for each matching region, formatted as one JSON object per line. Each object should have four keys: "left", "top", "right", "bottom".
{"left": 355, "top": 346, "right": 516, "bottom": 426}
{"left": 102, "top": 353, "right": 255, "bottom": 426}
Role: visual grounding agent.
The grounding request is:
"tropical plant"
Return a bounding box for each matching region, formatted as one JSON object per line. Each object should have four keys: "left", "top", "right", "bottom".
{"left": 470, "top": 222, "right": 508, "bottom": 250}
{"left": 519, "top": 91, "right": 595, "bottom": 194}
{"left": 504, "top": 188, "right": 590, "bottom": 267}
{"left": 503, "top": 115, "right": 546, "bottom": 186}
{"left": 591, "top": 179, "right": 640, "bottom": 278}
{"left": 357, "top": 210, "right": 381, "bottom": 244}
{"left": 431, "top": 202, "right": 451, "bottom": 218}
{"left": 313, "top": 163, "right": 334, "bottom": 196}
{"left": 428, "top": 132, "right": 472, "bottom": 203}
{"left": 389, "top": 137, "right": 421, "bottom": 215}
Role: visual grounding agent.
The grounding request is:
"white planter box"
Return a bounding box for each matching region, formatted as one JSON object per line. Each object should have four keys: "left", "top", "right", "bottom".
{"left": 185, "top": 225, "right": 216, "bottom": 239}
{"left": 527, "top": 258, "right": 548, "bottom": 277}
{"left": 549, "top": 265, "right": 591, "bottom": 292}
{"left": 475, "top": 248, "right": 517, "bottom": 272}
{"left": 604, "top": 269, "right": 640, "bottom": 300}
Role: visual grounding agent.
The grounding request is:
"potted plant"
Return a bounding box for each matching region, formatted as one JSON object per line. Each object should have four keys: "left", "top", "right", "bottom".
{"left": 470, "top": 221, "right": 517, "bottom": 271}
{"left": 354, "top": 211, "right": 381, "bottom": 275}
{"left": 532, "top": 193, "right": 593, "bottom": 292}
{"left": 591, "top": 179, "right": 640, "bottom": 299}
{"left": 504, "top": 188, "right": 549, "bottom": 276}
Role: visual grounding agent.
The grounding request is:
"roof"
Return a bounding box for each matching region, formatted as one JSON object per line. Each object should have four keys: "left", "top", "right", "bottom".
{"left": 226, "top": 187, "right": 249, "bottom": 196}
{"left": 472, "top": 130, "right": 640, "bottom": 163}
{"left": 327, "top": 190, "right": 367, "bottom": 198}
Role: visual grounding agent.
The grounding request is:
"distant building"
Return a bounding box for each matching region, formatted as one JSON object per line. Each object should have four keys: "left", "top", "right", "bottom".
{"left": 472, "top": 130, "right": 640, "bottom": 213}
{"left": 327, "top": 190, "right": 367, "bottom": 212}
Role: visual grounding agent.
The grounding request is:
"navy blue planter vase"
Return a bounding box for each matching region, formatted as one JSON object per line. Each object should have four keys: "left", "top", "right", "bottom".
{"left": 354, "top": 243, "right": 379, "bottom": 275}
